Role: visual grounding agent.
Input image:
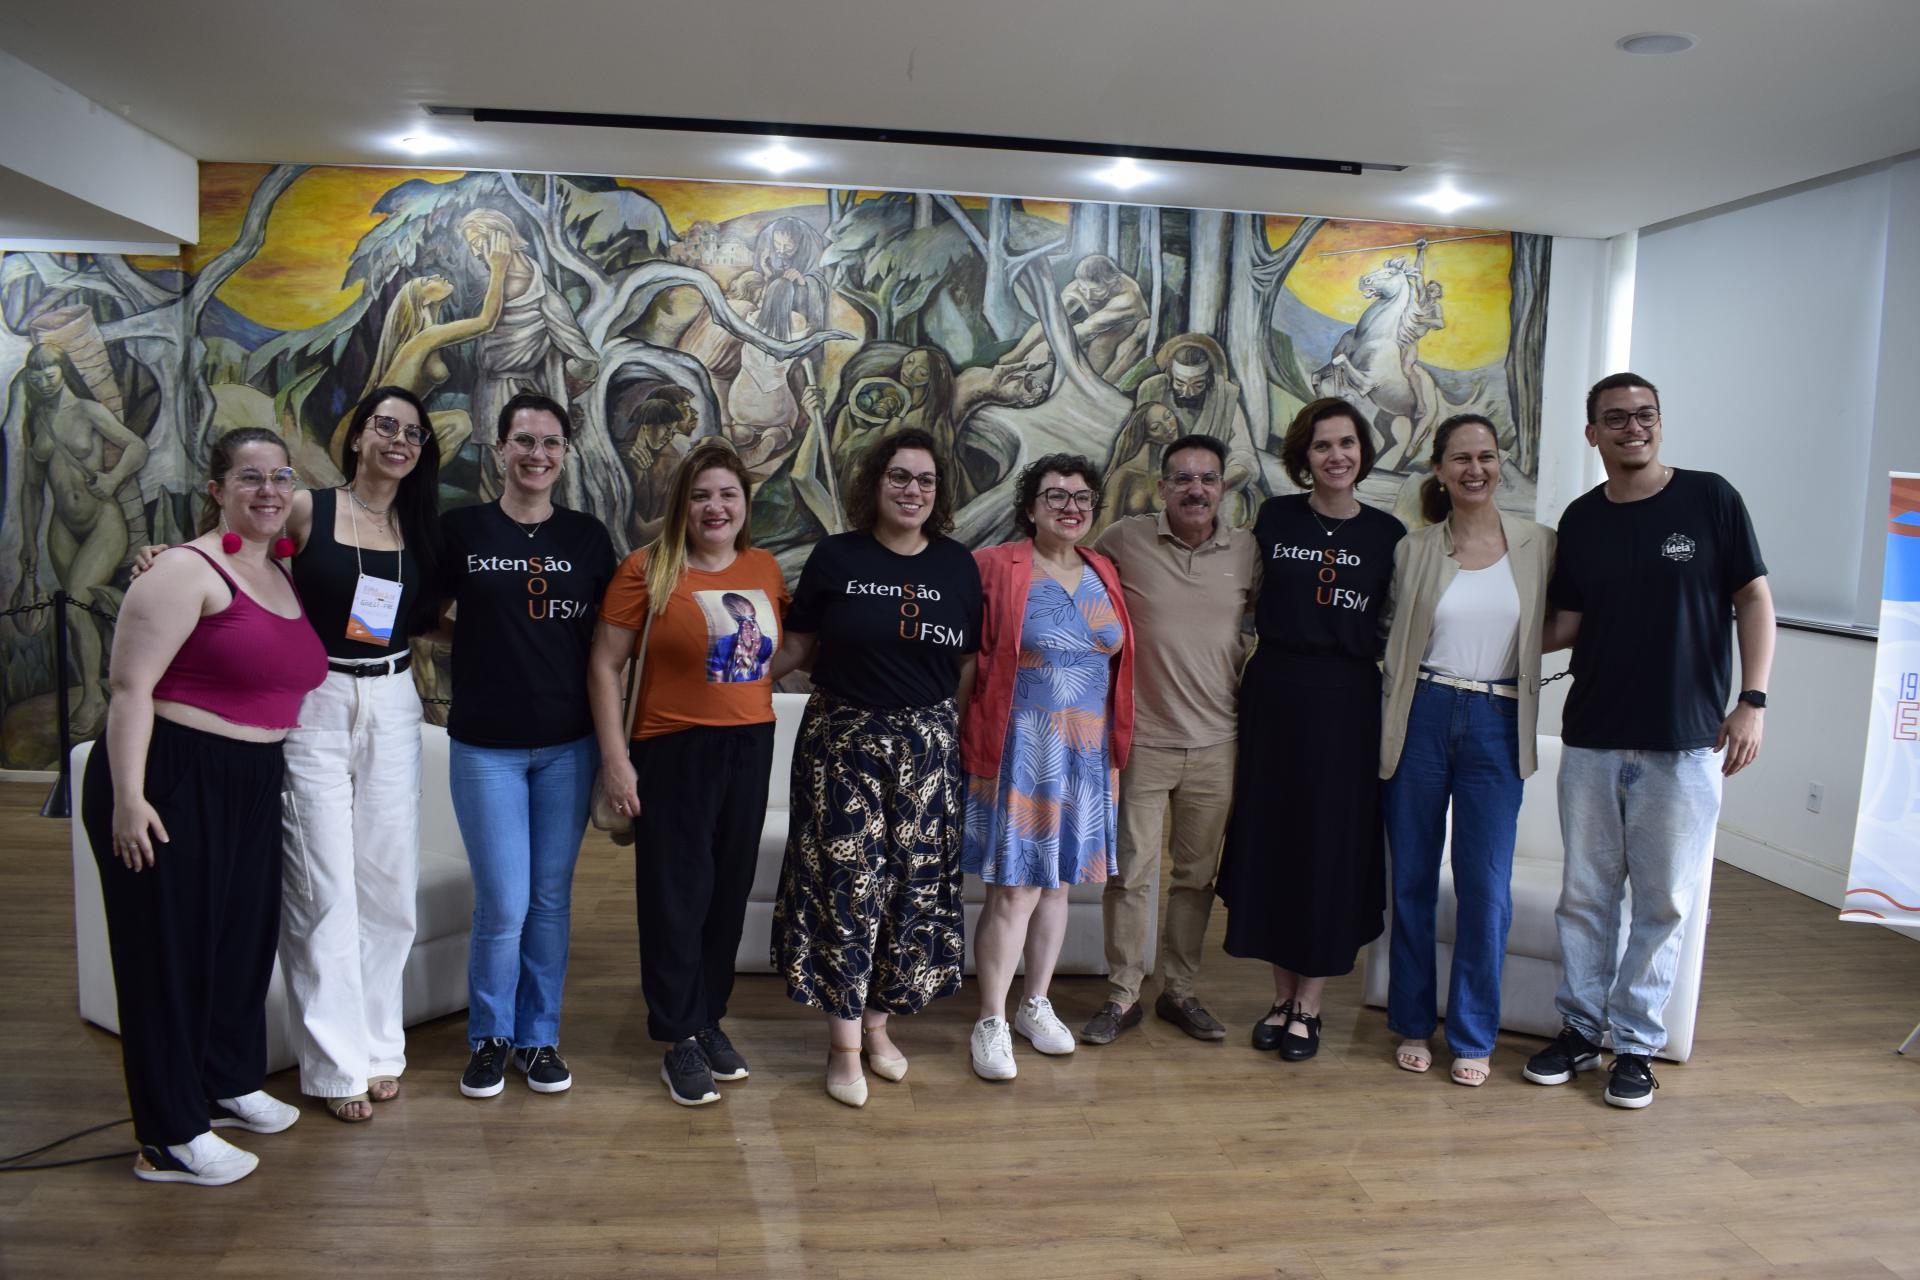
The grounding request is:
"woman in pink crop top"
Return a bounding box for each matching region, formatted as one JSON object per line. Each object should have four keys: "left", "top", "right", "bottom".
{"left": 80, "top": 428, "right": 326, "bottom": 1187}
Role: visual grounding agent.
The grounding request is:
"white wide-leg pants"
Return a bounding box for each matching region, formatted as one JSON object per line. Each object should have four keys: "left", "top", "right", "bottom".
{"left": 279, "top": 666, "right": 422, "bottom": 1098}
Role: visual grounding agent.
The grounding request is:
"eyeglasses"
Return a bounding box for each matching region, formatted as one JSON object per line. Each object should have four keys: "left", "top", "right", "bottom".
{"left": 1597, "top": 407, "right": 1661, "bottom": 431}
{"left": 1040, "top": 487, "right": 1099, "bottom": 512}
{"left": 504, "top": 432, "right": 570, "bottom": 455}
{"left": 884, "top": 467, "right": 939, "bottom": 492}
{"left": 368, "top": 415, "right": 429, "bottom": 447}
{"left": 1165, "top": 471, "right": 1223, "bottom": 487}
{"left": 228, "top": 467, "right": 299, "bottom": 491}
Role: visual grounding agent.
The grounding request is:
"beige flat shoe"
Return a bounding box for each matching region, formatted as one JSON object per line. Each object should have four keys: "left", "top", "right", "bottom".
{"left": 367, "top": 1075, "right": 400, "bottom": 1103}
{"left": 826, "top": 1046, "right": 868, "bottom": 1108}
{"left": 862, "top": 1027, "right": 908, "bottom": 1081}
{"left": 1450, "top": 1056, "right": 1491, "bottom": 1087}
{"left": 324, "top": 1092, "right": 373, "bottom": 1122}
{"left": 1395, "top": 1039, "right": 1434, "bottom": 1073}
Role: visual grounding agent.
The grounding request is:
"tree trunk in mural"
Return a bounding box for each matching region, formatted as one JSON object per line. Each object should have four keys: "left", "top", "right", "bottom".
{"left": 1257, "top": 215, "right": 1329, "bottom": 406}
{"left": 1187, "top": 210, "right": 1230, "bottom": 339}
{"left": 982, "top": 198, "right": 1022, "bottom": 342}
{"left": 1139, "top": 206, "right": 1163, "bottom": 351}
{"left": 1505, "top": 236, "right": 1551, "bottom": 480}
{"left": 1225, "top": 214, "right": 1271, "bottom": 449}
{"left": 913, "top": 193, "right": 934, "bottom": 230}
{"left": 1069, "top": 203, "right": 1110, "bottom": 263}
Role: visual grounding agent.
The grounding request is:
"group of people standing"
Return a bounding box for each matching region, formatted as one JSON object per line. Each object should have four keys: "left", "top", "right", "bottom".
{"left": 83, "top": 367, "right": 1771, "bottom": 1185}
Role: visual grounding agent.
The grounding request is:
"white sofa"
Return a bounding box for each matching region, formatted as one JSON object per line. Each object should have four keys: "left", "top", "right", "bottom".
{"left": 71, "top": 724, "right": 476, "bottom": 1075}
{"left": 736, "top": 693, "right": 1116, "bottom": 975}
{"left": 1360, "top": 735, "right": 1713, "bottom": 1063}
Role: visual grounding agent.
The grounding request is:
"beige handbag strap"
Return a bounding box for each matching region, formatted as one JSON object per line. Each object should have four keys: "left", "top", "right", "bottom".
{"left": 619, "top": 609, "right": 655, "bottom": 741}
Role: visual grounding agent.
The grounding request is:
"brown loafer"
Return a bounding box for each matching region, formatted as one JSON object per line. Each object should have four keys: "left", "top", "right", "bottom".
{"left": 1155, "top": 992, "right": 1227, "bottom": 1041}
{"left": 1079, "top": 1001, "right": 1144, "bottom": 1045}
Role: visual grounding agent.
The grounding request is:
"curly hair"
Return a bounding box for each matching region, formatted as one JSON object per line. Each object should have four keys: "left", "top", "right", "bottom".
{"left": 843, "top": 428, "right": 956, "bottom": 535}
{"left": 1012, "top": 452, "right": 1103, "bottom": 539}
{"left": 1279, "top": 397, "right": 1375, "bottom": 489}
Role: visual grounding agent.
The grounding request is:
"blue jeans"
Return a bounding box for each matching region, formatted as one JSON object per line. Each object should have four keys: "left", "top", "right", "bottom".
{"left": 1382, "top": 679, "right": 1525, "bottom": 1058}
{"left": 1554, "top": 745, "right": 1722, "bottom": 1056}
{"left": 448, "top": 734, "right": 598, "bottom": 1048}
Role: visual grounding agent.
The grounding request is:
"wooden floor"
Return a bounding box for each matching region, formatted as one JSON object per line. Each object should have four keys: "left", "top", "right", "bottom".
{"left": 3, "top": 780, "right": 1918, "bottom": 1280}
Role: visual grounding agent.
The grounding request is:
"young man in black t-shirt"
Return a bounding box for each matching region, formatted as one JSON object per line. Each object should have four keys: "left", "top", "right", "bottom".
{"left": 1525, "top": 373, "right": 1775, "bottom": 1109}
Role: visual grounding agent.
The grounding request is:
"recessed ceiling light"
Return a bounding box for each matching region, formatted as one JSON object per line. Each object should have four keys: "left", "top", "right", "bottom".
{"left": 1095, "top": 157, "right": 1151, "bottom": 191}
{"left": 1617, "top": 31, "right": 1697, "bottom": 55}
{"left": 747, "top": 141, "right": 809, "bottom": 175}
{"left": 396, "top": 133, "right": 452, "bottom": 155}
{"left": 1416, "top": 184, "right": 1475, "bottom": 215}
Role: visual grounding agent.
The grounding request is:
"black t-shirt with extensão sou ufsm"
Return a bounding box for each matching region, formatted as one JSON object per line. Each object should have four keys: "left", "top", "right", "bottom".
{"left": 1252, "top": 494, "right": 1405, "bottom": 661}
{"left": 441, "top": 502, "right": 617, "bottom": 748}
{"left": 1549, "top": 468, "right": 1766, "bottom": 752}
{"left": 786, "top": 531, "right": 983, "bottom": 710}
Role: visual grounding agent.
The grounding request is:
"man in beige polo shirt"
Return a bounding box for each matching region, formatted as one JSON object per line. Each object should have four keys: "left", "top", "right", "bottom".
{"left": 1083, "top": 433, "right": 1258, "bottom": 1044}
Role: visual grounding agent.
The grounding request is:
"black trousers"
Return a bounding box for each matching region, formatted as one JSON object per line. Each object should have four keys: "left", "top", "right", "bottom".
{"left": 82, "top": 718, "right": 285, "bottom": 1147}
{"left": 629, "top": 722, "right": 775, "bottom": 1043}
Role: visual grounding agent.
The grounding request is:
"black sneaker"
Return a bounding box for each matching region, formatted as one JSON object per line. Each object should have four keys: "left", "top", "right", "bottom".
{"left": 661, "top": 1038, "right": 719, "bottom": 1107}
{"left": 460, "top": 1036, "right": 511, "bottom": 1098}
{"left": 1522, "top": 1025, "right": 1603, "bottom": 1085}
{"left": 512, "top": 1045, "right": 573, "bottom": 1094}
{"left": 694, "top": 1024, "right": 750, "bottom": 1081}
{"left": 1604, "top": 1053, "right": 1659, "bottom": 1109}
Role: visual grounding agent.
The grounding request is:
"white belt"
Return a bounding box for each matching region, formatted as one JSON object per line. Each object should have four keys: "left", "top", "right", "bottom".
{"left": 1418, "top": 670, "right": 1519, "bottom": 699}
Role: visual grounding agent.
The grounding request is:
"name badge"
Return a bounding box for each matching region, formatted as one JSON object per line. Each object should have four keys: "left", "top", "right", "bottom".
{"left": 345, "top": 573, "right": 403, "bottom": 645}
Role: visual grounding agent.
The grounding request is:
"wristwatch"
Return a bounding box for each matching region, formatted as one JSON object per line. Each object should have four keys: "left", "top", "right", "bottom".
{"left": 1737, "top": 690, "right": 1767, "bottom": 710}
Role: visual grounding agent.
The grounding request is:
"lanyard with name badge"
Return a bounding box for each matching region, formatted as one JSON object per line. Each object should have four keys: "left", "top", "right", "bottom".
{"left": 343, "top": 491, "right": 404, "bottom": 645}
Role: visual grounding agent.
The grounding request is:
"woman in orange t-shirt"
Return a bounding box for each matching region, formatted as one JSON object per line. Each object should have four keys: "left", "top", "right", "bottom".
{"left": 587, "top": 442, "right": 789, "bottom": 1108}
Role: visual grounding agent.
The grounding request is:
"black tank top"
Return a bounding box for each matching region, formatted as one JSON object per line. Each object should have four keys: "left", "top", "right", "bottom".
{"left": 291, "top": 487, "right": 420, "bottom": 659}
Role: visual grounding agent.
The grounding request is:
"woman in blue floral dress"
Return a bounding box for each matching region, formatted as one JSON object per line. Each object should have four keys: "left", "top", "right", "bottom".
{"left": 960, "top": 453, "right": 1135, "bottom": 1081}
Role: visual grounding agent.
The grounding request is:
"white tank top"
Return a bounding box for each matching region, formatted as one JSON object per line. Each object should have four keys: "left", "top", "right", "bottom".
{"left": 1421, "top": 554, "right": 1520, "bottom": 681}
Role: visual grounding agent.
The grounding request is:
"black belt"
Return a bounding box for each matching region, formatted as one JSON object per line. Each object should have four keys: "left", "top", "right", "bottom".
{"left": 328, "top": 653, "right": 412, "bottom": 678}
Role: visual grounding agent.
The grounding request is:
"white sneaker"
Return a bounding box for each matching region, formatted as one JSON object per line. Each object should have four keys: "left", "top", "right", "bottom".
{"left": 134, "top": 1131, "right": 259, "bottom": 1186}
{"left": 1015, "top": 996, "right": 1076, "bottom": 1055}
{"left": 970, "top": 1017, "right": 1017, "bottom": 1080}
{"left": 211, "top": 1090, "right": 300, "bottom": 1134}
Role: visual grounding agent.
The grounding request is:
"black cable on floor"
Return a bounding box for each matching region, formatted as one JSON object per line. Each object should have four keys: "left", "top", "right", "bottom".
{"left": 0, "top": 1117, "right": 134, "bottom": 1172}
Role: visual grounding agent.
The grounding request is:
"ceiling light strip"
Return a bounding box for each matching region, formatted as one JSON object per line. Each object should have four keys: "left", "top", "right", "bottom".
{"left": 435, "top": 106, "right": 1400, "bottom": 176}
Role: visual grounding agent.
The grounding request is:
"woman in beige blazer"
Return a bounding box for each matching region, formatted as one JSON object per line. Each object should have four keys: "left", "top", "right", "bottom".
{"left": 1378, "top": 413, "right": 1563, "bottom": 1087}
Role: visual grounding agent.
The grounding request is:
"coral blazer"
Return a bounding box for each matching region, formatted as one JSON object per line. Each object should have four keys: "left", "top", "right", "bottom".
{"left": 960, "top": 538, "right": 1136, "bottom": 779}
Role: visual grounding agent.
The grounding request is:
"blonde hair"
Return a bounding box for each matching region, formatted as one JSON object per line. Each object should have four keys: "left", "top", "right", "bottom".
{"left": 643, "top": 442, "right": 755, "bottom": 617}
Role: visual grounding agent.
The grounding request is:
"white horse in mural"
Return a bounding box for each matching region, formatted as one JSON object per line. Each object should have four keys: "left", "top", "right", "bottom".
{"left": 1312, "top": 242, "right": 1447, "bottom": 470}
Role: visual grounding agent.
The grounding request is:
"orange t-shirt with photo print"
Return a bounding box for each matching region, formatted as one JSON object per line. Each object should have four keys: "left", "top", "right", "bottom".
{"left": 598, "top": 545, "right": 791, "bottom": 740}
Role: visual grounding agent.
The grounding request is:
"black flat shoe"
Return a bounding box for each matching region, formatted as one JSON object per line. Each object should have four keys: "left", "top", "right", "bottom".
{"left": 1250, "top": 1001, "right": 1294, "bottom": 1052}
{"left": 1278, "top": 1009, "right": 1322, "bottom": 1062}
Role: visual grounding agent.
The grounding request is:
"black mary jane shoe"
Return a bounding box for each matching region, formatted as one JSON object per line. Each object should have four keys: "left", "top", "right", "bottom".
{"left": 1250, "top": 1001, "right": 1294, "bottom": 1052}
{"left": 1277, "top": 1009, "right": 1323, "bottom": 1062}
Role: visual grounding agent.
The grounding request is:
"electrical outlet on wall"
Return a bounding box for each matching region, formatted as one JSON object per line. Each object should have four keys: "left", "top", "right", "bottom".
{"left": 1807, "top": 782, "right": 1825, "bottom": 814}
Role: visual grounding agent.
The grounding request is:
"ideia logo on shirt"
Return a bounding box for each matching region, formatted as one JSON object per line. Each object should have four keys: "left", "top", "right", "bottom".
{"left": 1272, "top": 543, "right": 1373, "bottom": 612}
{"left": 845, "top": 578, "right": 966, "bottom": 647}
{"left": 466, "top": 553, "right": 594, "bottom": 620}
{"left": 1661, "top": 533, "right": 1697, "bottom": 563}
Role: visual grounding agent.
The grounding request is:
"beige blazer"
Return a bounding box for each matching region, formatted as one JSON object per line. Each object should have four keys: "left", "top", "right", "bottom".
{"left": 1379, "top": 510, "right": 1556, "bottom": 780}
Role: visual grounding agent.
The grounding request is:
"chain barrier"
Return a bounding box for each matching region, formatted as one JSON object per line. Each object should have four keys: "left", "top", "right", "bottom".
{"left": 0, "top": 598, "right": 57, "bottom": 622}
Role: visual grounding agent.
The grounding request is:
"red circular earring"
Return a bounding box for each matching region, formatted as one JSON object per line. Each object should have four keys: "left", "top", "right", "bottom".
{"left": 273, "top": 536, "right": 297, "bottom": 558}
{"left": 221, "top": 531, "right": 243, "bottom": 554}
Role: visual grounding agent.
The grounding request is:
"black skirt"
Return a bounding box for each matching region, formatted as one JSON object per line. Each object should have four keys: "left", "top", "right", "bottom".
{"left": 1218, "top": 647, "right": 1386, "bottom": 977}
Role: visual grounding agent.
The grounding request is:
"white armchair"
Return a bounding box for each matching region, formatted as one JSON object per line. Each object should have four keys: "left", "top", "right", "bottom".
{"left": 1360, "top": 735, "right": 1713, "bottom": 1063}
{"left": 71, "top": 724, "right": 477, "bottom": 1074}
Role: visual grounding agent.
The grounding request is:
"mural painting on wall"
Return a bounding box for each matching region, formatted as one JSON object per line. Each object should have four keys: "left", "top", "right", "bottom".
{"left": 0, "top": 162, "right": 1550, "bottom": 766}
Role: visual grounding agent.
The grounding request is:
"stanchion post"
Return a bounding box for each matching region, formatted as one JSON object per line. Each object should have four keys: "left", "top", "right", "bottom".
{"left": 40, "top": 590, "right": 73, "bottom": 820}
{"left": 1900, "top": 1021, "right": 1920, "bottom": 1056}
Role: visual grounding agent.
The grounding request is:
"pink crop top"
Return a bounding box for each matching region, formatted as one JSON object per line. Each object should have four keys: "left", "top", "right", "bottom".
{"left": 150, "top": 546, "right": 328, "bottom": 729}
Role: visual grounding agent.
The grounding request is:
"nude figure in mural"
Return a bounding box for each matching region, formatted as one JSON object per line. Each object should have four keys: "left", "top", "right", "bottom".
{"left": 1094, "top": 401, "right": 1183, "bottom": 537}
{"left": 995, "top": 255, "right": 1150, "bottom": 383}
{"left": 623, "top": 387, "right": 693, "bottom": 545}
{"left": 328, "top": 233, "right": 512, "bottom": 466}
{"left": 10, "top": 345, "right": 149, "bottom": 733}
{"left": 726, "top": 308, "right": 820, "bottom": 473}
{"left": 457, "top": 208, "right": 599, "bottom": 494}
{"left": 676, "top": 269, "right": 765, "bottom": 428}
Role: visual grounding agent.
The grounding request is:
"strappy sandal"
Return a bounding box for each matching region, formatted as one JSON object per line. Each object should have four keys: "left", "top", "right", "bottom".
{"left": 1278, "top": 1009, "right": 1322, "bottom": 1062}
{"left": 1395, "top": 1039, "right": 1434, "bottom": 1073}
{"left": 1251, "top": 1001, "right": 1294, "bottom": 1052}
{"left": 325, "top": 1092, "right": 373, "bottom": 1122}
{"left": 1450, "top": 1056, "right": 1491, "bottom": 1087}
{"left": 367, "top": 1075, "right": 400, "bottom": 1103}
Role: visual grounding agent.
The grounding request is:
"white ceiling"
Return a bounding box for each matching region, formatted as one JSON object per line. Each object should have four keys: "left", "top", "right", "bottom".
{"left": 3, "top": 0, "right": 1919, "bottom": 239}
